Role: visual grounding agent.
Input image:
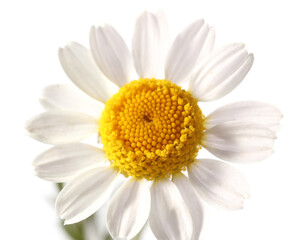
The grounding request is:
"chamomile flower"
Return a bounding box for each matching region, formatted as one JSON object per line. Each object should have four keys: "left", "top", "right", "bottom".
{"left": 26, "top": 11, "right": 282, "bottom": 240}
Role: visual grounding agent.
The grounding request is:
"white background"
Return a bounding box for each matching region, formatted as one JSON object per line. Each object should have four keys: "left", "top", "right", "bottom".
{"left": 0, "top": 0, "right": 302, "bottom": 239}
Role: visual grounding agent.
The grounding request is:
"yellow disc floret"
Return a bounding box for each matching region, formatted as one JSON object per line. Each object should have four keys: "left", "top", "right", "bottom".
{"left": 99, "top": 78, "right": 204, "bottom": 180}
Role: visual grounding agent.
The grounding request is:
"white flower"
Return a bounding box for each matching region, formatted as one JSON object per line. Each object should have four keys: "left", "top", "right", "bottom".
{"left": 26, "top": 11, "right": 282, "bottom": 240}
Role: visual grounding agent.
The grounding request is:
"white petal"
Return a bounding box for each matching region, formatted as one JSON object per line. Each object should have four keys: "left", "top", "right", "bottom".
{"left": 132, "top": 11, "right": 168, "bottom": 78}
{"left": 188, "top": 159, "right": 250, "bottom": 210}
{"left": 204, "top": 101, "right": 283, "bottom": 132}
{"left": 90, "top": 25, "right": 132, "bottom": 87}
{"left": 56, "top": 166, "right": 118, "bottom": 224}
{"left": 156, "top": 10, "right": 169, "bottom": 57}
{"left": 25, "top": 110, "right": 99, "bottom": 145}
{"left": 33, "top": 143, "right": 106, "bottom": 182}
{"left": 107, "top": 179, "right": 150, "bottom": 240}
{"left": 198, "top": 27, "right": 215, "bottom": 60}
{"left": 149, "top": 178, "right": 192, "bottom": 240}
{"left": 58, "top": 42, "right": 116, "bottom": 103}
{"left": 165, "top": 19, "right": 212, "bottom": 84}
{"left": 40, "top": 84, "right": 104, "bottom": 119}
{"left": 202, "top": 122, "right": 276, "bottom": 163}
{"left": 189, "top": 43, "right": 254, "bottom": 101}
{"left": 173, "top": 173, "right": 204, "bottom": 240}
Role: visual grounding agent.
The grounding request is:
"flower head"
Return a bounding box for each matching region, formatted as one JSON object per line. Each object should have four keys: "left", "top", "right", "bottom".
{"left": 26, "top": 11, "right": 282, "bottom": 240}
{"left": 100, "top": 78, "right": 204, "bottom": 180}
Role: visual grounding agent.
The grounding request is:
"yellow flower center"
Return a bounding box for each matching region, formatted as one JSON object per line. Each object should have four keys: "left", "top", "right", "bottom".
{"left": 99, "top": 78, "right": 204, "bottom": 180}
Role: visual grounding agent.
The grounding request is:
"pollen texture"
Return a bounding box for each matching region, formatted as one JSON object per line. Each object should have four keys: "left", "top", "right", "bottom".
{"left": 99, "top": 79, "right": 204, "bottom": 180}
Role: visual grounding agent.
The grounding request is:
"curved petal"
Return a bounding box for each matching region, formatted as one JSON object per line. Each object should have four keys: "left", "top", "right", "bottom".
{"left": 188, "top": 159, "right": 250, "bottom": 210}
{"left": 165, "top": 19, "right": 213, "bottom": 84}
{"left": 33, "top": 143, "right": 107, "bottom": 182}
{"left": 202, "top": 122, "right": 277, "bottom": 163}
{"left": 56, "top": 166, "right": 119, "bottom": 224}
{"left": 58, "top": 42, "right": 116, "bottom": 103}
{"left": 149, "top": 178, "right": 192, "bottom": 240}
{"left": 132, "top": 11, "right": 168, "bottom": 78}
{"left": 189, "top": 43, "right": 254, "bottom": 101}
{"left": 173, "top": 173, "right": 204, "bottom": 240}
{"left": 40, "top": 84, "right": 104, "bottom": 119}
{"left": 198, "top": 26, "right": 215, "bottom": 60}
{"left": 204, "top": 101, "right": 283, "bottom": 132}
{"left": 90, "top": 25, "right": 132, "bottom": 87}
{"left": 25, "top": 110, "right": 99, "bottom": 145}
{"left": 107, "top": 179, "right": 150, "bottom": 240}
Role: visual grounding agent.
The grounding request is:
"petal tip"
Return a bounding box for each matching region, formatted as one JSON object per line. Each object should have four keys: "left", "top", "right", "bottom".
{"left": 247, "top": 53, "right": 254, "bottom": 65}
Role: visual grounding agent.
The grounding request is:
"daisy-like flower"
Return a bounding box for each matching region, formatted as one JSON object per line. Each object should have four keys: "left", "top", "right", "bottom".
{"left": 26, "top": 11, "right": 282, "bottom": 240}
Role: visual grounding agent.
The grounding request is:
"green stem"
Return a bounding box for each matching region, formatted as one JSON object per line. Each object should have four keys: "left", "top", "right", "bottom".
{"left": 104, "top": 234, "right": 113, "bottom": 240}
